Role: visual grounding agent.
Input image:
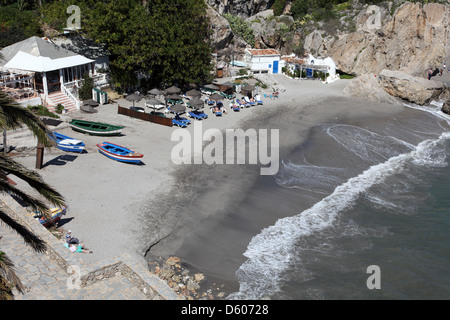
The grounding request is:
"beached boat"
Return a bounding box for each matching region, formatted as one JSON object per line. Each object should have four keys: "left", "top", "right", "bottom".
{"left": 69, "top": 119, "right": 124, "bottom": 136}
{"left": 96, "top": 142, "right": 143, "bottom": 164}
{"left": 49, "top": 132, "right": 85, "bottom": 153}
{"left": 34, "top": 206, "right": 67, "bottom": 227}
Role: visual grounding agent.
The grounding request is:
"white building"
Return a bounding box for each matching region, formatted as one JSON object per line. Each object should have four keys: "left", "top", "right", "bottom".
{"left": 0, "top": 36, "right": 108, "bottom": 112}
{"left": 244, "top": 48, "right": 285, "bottom": 74}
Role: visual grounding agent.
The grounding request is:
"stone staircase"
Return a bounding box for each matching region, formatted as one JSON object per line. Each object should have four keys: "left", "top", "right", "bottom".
{"left": 46, "top": 91, "right": 78, "bottom": 113}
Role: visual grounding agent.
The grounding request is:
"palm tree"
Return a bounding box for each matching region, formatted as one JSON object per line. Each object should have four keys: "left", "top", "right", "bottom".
{"left": 0, "top": 89, "right": 66, "bottom": 299}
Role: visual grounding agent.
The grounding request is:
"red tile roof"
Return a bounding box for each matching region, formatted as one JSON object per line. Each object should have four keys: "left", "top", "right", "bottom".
{"left": 281, "top": 56, "right": 306, "bottom": 64}
{"left": 247, "top": 49, "right": 280, "bottom": 56}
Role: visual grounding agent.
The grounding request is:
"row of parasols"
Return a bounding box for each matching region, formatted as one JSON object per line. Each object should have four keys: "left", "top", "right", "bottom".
{"left": 123, "top": 82, "right": 256, "bottom": 114}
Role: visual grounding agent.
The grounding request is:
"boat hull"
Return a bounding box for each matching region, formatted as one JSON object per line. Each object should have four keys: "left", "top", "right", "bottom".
{"left": 69, "top": 120, "right": 123, "bottom": 136}
{"left": 96, "top": 142, "right": 143, "bottom": 164}
{"left": 50, "top": 132, "right": 85, "bottom": 153}
{"left": 37, "top": 207, "right": 67, "bottom": 227}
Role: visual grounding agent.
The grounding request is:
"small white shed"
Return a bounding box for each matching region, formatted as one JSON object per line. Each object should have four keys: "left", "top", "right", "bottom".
{"left": 244, "top": 49, "right": 285, "bottom": 74}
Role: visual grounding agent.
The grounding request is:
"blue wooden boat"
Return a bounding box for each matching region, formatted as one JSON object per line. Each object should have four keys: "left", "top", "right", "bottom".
{"left": 49, "top": 132, "right": 85, "bottom": 153}
{"left": 96, "top": 142, "right": 143, "bottom": 164}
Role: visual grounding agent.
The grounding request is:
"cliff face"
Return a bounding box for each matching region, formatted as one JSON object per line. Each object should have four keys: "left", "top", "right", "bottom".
{"left": 326, "top": 2, "right": 449, "bottom": 76}
{"left": 208, "top": 1, "right": 449, "bottom": 78}
{"left": 206, "top": 0, "right": 275, "bottom": 18}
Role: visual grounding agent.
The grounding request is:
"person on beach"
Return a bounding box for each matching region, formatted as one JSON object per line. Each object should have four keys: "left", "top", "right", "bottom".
{"left": 65, "top": 230, "right": 80, "bottom": 245}
{"left": 427, "top": 68, "right": 432, "bottom": 80}
{"left": 69, "top": 243, "right": 92, "bottom": 253}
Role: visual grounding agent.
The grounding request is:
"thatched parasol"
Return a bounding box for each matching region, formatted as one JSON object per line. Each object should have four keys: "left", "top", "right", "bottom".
{"left": 165, "top": 85, "right": 181, "bottom": 94}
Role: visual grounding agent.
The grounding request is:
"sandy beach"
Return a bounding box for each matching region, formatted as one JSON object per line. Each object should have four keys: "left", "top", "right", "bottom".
{"left": 8, "top": 74, "right": 406, "bottom": 291}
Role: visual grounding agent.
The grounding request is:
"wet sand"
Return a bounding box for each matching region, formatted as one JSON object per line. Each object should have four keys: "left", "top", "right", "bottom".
{"left": 7, "top": 75, "right": 405, "bottom": 292}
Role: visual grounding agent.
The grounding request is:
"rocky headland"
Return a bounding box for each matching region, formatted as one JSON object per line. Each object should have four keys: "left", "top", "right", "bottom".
{"left": 207, "top": 0, "right": 449, "bottom": 107}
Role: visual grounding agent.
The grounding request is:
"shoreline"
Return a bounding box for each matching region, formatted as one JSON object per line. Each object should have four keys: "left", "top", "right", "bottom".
{"left": 8, "top": 75, "right": 406, "bottom": 298}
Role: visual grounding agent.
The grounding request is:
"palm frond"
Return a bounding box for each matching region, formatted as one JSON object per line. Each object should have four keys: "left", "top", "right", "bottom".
{"left": 0, "top": 180, "right": 50, "bottom": 214}
{"left": 0, "top": 251, "right": 25, "bottom": 294}
{"left": 0, "top": 156, "right": 65, "bottom": 208}
{"left": 0, "top": 210, "right": 47, "bottom": 253}
{"left": 0, "top": 91, "right": 51, "bottom": 146}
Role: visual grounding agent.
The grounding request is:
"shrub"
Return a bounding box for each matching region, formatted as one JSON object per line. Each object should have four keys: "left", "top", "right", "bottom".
{"left": 55, "top": 104, "right": 64, "bottom": 114}
{"left": 78, "top": 72, "right": 94, "bottom": 101}
{"left": 224, "top": 13, "right": 255, "bottom": 47}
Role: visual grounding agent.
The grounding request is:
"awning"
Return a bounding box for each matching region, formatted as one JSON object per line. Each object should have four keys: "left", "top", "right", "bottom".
{"left": 4, "top": 51, "right": 94, "bottom": 73}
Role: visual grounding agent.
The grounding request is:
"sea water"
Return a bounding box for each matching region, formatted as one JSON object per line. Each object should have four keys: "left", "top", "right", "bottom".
{"left": 228, "top": 102, "right": 450, "bottom": 300}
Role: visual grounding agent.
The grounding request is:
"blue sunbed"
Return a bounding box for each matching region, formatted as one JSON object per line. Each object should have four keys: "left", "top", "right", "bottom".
{"left": 197, "top": 111, "right": 208, "bottom": 119}
{"left": 172, "top": 119, "right": 187, "bottom": 128}
{"left": 175, "top": 116, "right": 191, "bottom": 124}
{"left": 188, "top": 111, "right": 204, "bottom": 120}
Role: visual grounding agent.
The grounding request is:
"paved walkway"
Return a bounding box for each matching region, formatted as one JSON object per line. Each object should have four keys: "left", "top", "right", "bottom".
{"left": 1, "top": 216, "right": 148, "bottom": 300}
{"left": 0, "top": 197, "right": 181, "bottom": 300}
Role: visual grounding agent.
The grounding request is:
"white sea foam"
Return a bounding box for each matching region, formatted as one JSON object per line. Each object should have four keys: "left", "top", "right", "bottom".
{"left": 228, "top": 131, "right": 449, "bottom": 300}
{"left": 327, "top": 124, "right": 414, "bottom": 163}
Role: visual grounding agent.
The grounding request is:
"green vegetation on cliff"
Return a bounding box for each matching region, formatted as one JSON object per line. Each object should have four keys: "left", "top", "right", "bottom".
{"left": 1, "top": 0, "right": 214, "bottom": 91}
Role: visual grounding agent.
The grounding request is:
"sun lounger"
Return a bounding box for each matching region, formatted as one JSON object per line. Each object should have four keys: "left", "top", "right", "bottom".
{"left": 172, "top": 119, "right": 187, "bottom": 128}
{"left": 175, "top": 115, "right": 191, "bottom": 124}
{"left": 188, "top": 111, "right": 203, "bottom": 120}
{"left": 197, "top": 111, "right": 208, "bottom": 119}
{"left": 243, "top": 96, "right": 256, "bottom": 106}
{"left": 255, "top": 95, "right": 263, "bottom": 105}
{"left": 205, "top": 99, "right": 215, "bottom": 106}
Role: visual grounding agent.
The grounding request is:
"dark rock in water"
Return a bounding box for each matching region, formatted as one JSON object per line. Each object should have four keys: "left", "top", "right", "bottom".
{"left": 442, "top": 100, "right": 450, "bottom": 115}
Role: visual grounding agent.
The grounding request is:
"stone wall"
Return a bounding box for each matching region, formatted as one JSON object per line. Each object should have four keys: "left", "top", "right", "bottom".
{"left": 0, "top": 194, "right": 181, "bottom": 300}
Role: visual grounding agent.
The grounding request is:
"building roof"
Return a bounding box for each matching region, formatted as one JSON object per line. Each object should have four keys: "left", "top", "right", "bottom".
{"left": 0, "top": 36, "right": 94, "bottom": 72}
{"left": 281, "top": 56, "right": 306, "bottom": 64}
{"left": 246, "top": 49, "right": 280, "bottom": 56}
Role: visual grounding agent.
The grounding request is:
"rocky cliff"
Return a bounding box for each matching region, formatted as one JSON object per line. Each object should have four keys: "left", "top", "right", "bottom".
{"left": 208, "top": 1, "right": 449, "bottom": 78}
{"left": 326, "top": 2, "right": 449, "bottom": 77}
{"left": 206, "top": 0, "right": 274, "bottom": 18}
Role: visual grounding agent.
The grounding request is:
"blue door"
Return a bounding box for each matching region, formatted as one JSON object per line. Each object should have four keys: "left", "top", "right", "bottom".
{"left": 273, "top": 61, "right": 279, "bottom": 74}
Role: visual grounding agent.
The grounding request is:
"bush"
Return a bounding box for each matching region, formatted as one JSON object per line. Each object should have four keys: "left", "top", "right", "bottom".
{"left": 78, "top": 72, "right": 94, "bottom": 101}
{"left": 238, "top": 69, "right": 248, "bottom": 76}
{"left": 224, "top": 13, "right": 255, "bottom": 47}
{"left": 27, "top": 105, "right": 59, "bottom": 118}
{"left": 55, "top": 104, "right": 65, "bottom": 114}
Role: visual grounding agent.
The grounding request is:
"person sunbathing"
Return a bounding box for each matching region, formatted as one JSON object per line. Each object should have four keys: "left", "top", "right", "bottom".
{"left": 69, "top": 243, "right": 93, "bottom": 253}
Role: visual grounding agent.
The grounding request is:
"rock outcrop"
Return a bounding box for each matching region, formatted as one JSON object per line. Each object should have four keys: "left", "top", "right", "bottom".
{"left": 442, "top": 100, "right": 450, "bottom": 115}
{"left": 343, "top": 73, "right": 402, "bottom": 105}
{"left": 327, "top": 2, "right": 449, "bottom": 77}
{"left": 206, "top": 0, "right": 274, "bottom": 18}
{"left": 379, "top": 69, "right": 446, "bottom": 105}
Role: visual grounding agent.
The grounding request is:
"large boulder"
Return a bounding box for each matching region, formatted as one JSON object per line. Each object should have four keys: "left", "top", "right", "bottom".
{"left": 379, "top": 69, "right": 446, "bottom": 105}
{"left": 343, "top": 73, "right": 401, "bottom": 105}
{"left": 442, "top": 100, "right": 450, "bottom": 115}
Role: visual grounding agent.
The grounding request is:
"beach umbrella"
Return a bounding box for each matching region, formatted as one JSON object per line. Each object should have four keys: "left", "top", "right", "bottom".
{"left": 209, "top": 93, "right": 223, "bottom": 101}
{"left": 220, "top": 81, "right": 235, "bottom": 88}
{"left": 188, "top": 98, "right": 204, "bottom": 110}
{"left": 165, "top": 85, "right": 181, "bottom": 94}
{"left": 145, "top": 98, "right": 164, "bottom": 111}
{"left": 167, "top": 94, "right": 183, "bottom": 100}
{"left": 186, "top": 89, "right": 201, "bottom": 98}
{"left": 241, "top": 84, "right": 255, "bottom": 92}
{"left": 203, "top": 84, "right": 219, "bottom": 90}
{"left": 148, "top": 88, "right": 162, "bottom": 96}
{"left": 126, "top": 93, "right": 142, "bottom": 107}
{"left": 83, "top": 99, "right": 99, "bottom": 107}
{"left": 81, "top": 104, "right": 98, "bottom": 113}
{"left": 170, "top": 104, "right": 186, "bottom": 114}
